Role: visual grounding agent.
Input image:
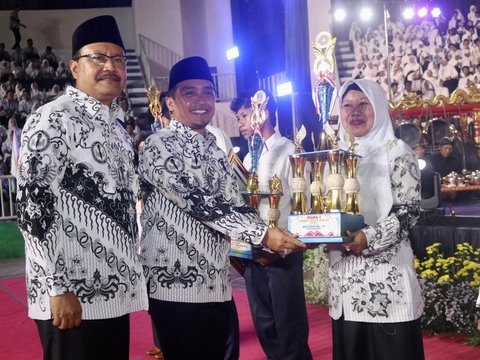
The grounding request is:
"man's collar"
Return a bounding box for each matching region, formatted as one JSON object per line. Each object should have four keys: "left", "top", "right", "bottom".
{"left": 170, "top": 119, "right": 216, "bottom": 144}
{"left": 67, "top": 85, "right": 120, "bottom": 118}
{"left": 263, "top": 130, "right": 279, "bottom": 150}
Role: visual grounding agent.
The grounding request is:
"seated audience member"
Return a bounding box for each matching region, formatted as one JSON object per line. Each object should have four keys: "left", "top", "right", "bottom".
{"left": 0, "top": 60, "right": 10, "bottom": 80}
{"left": 18, "top": 89, "right": 37, "bottom": 120}
{"left": 23, "top": 38, "right": 40, "bottom": 62}
{"left": 10, "top": 44, "right": 24, "bottom": 65}
{"left": 39, "top": 59, "right": 55, "bottom": 90}
{"left": 14, "top": 83, "right": 24, "bottom": 101}
{"left": 458, "top": 65, "right": 476, "bottom": 91}
{"left": 0, "top": 89, "right": 18, "bottom": 127}
{"left": 40, "top": 45, "right": 58, "bottom": 69}
{"left": 55, "top": 61, "right": 69, "bottom": 79}
{"left": 25, "top": 59, "right": 40, "bottom": 81}
{"left": 44, "top": 83, "right": 62, "bottom": 102}
{"left": 0, "top": 43, "right": 10, "bottom": 62}
{"left": 29, "top": 81, "right": 44, "bottom": 104}
{"left": 425, "top": 137, "right": 463, "bottom": 177}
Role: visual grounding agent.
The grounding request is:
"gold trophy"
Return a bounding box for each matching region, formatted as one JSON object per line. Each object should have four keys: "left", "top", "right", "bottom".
{"left": 244, "top": 90, "right": 268, "bottom": 211}
{"left": 287, "top": 31, "right": 364, "bottom": 243}
{"left": 268, "top": 175, "right": 283, "bottom": 228}
{"left": 146, "top": 83, "right": 165, "bottom": 130}
{"left": 290, "top": 125, "right": 308, "bottom": 214}
{"left": 309, "top": 155, "right": 326, "bottom": 213}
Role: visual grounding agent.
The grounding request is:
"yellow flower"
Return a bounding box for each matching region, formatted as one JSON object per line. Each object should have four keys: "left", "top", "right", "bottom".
{"left": 438, "top": 275, "right": 451, "bottom": 283}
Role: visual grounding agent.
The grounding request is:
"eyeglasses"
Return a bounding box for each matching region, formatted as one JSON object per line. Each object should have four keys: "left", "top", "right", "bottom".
{"left": 74, "top": 53, "right": 128, "bottom": 67}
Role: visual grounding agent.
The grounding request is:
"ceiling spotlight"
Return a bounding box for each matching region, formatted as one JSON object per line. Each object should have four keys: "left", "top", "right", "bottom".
{"left": 226, "top": 46, "right": 239, "bottom": 60}
{"left": 333, "top": 8, "right": 347, "bottom": 22}
{"left": 359, "top": 7, "right": 373, "bottom": 22}
{"left": 418, "top": 6, "right": 428, "bottom": 18}
{"left": 431, "top": 7, "right": 442, "bottom": 18}
{"left": 403, "top": 7, "right": 415, "bottom": 20}
{"left": 277, "top": 81, "right": 293, "bottom": 97}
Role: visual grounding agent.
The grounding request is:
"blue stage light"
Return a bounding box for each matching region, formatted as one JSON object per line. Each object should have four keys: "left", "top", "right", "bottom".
{"left": 431, "top": 7, "right": 441, "bottom": 18}
{"left": 277, "top": 81, "right": 293, "bottom": 97}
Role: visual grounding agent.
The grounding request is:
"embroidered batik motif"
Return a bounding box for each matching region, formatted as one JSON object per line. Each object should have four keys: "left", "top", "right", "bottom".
{"left": 328, "top": 151, "right": 424, "bottom": 322}
{"left": 139, "top": 120, "right": 267, "bottom": 303}
{"left": 17, "top": 86, "right": 148, "bottom": 320}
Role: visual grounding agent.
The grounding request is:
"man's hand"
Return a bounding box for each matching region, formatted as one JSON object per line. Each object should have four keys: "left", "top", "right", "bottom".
{"left": 262, "top": 228, "right": 306, "bottom": 256}
{"left": 50, "top": 292, "right": 82, "bottom": 329}
{"left": 341, "top": 229, "right": 368, "bottom": 255}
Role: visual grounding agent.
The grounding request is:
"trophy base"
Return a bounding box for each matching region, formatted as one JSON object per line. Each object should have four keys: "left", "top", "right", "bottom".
{"left": 230, "top": 239, "right": 281, "bottom": 265}
{"left": 288, "top": 212, "right": 364, "bottom": 243}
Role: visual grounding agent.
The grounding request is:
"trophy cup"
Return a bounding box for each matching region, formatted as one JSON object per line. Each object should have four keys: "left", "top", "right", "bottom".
{"left": 229, "top": 91, "right": 282, "bottom": 264}
{"left": 244, "top": 90, "right": 268, "bottom": 211}
{"left": 290, "top": 125, "right": 308, "bottom": 214}
{"left": 268, "top": 175, "right": 283, "bottom": 228}
{"left": 146, "top": 83, "right": 164, "bottom": 132}
{"left": 287, "top": 31, "right": 364, "bottom": 243}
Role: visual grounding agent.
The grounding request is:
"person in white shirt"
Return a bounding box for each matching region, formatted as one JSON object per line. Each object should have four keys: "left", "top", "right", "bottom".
{"left": 16, "top": 15, "right": 149, "bottom": 360}
{"left": 438, "top": 59, "right": 459, "bottom": 94}
{"left": 458, "top": 65, "right": 476, "bottom": 91}
{"left": 230, "top": 90, "right": 312, "bottom": 360}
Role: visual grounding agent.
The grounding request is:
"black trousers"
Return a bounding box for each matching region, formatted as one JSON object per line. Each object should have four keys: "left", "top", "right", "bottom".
{"left": 35, "top": 314, "right": 130, "bottom": 360}
{"left": 10, "top": 27, "right": 21, "bottom": 48}
{"left": 244, "top": 251, "right": 312, "bottom": 360}
{"left": 149, "top": 298, "right": 238, "bottom": 360}
{"left": 332, "top": 316, "right": 425, "bottom": 360}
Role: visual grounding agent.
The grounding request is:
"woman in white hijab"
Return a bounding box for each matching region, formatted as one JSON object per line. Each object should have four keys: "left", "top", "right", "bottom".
{"left": 328, "top": 79, "right": 424, "bottom": 360}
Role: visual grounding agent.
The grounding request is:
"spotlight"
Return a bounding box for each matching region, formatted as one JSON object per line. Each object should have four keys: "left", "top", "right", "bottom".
{"left": 431, "top": 7, "right": 441, "bottom": 18}
{"left": 418, "top": 6, "right": 428, "bottom": 18}
{"left": 333, "top": 8, "right": 347, "bottom": 22}
{"left": 359, "top": 7, "right": 373, "bottom": 22}
{"left": 232, "top": 146, "right": 240, "bottom": 154}
{"left": 403, "top": 7, "right": 415, "bottom": 20}
{"left": 277, "top": 81, "right": 293, "bottom": 97}
{"left": 226, "top": 46, "right": 239, "bottom": 60}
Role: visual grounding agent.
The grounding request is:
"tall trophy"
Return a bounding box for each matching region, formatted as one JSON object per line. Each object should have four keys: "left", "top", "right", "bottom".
{"left": 287, "top": 31, "right": 364, "bottom": 243}
{"left": 229, "top": 90, "right": 282, "bottom": 264}
{"left": 146, "top": 83, "right": 165, "bottom": 132}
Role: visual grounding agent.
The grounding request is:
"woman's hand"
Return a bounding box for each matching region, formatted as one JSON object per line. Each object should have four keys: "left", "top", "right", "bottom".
{"left": 340, "top": 229, "right": 368, "bottom": 255}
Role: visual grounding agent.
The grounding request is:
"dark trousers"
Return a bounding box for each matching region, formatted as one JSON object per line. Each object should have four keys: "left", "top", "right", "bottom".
{"left": 244, "top": 251, "right": 312, "bottom": 360}
{"left": 10, "top": 27, "right": 21, "bottom": 48}
{"left": 149, "top": 298, "right": 238, "bottom": 360}
{"left": 332, "top": 316, "right": 425, "bottom": 360}
{"left": 35, "top": 314, "right": 130, "bottom": 360}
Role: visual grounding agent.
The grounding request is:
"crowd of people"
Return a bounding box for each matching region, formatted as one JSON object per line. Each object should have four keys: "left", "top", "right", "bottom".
{"left": 349, "top": 4, "right": 480, "bottom": 102}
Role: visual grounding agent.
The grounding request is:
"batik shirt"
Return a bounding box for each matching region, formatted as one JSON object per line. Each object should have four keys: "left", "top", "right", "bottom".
{"left": 16, "top": 86, "right": 148, "bottom": 320}
{"left": 139, "top": 119, "right": 267, "bottom": 303}
{"left": 328, "top": 147, "right": 424, "bottom": 323}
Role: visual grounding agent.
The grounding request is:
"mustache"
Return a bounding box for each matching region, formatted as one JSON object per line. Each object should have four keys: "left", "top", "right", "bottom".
{"left": 96, "top": 71, "right": 121, "bottom": 81}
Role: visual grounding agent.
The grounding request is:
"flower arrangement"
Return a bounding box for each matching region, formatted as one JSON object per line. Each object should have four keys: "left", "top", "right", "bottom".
{"left": 415, "top": 242, "right": 480, "bottom": 346}
{"left": 303, "top": 245, "right": 329, "bottom": 305}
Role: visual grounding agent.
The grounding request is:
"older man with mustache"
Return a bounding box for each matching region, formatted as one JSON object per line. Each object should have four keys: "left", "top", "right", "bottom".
{"left": 16, "top": 15, "right": 148, "bottom": 360}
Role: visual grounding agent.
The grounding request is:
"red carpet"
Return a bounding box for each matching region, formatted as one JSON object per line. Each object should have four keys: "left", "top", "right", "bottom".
{"left": 1, "top": 276, "right": 479, "bottom": 359}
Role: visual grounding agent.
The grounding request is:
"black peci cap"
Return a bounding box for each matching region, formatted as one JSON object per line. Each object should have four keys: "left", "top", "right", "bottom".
{"left": 439, "top": 137, "right": 453, "bottom": 146}
{"left": 168, "top": 56, "right": 213, "bottom": 91}
{"left": 72, "top": 15, "right": 124, "bottom": 57}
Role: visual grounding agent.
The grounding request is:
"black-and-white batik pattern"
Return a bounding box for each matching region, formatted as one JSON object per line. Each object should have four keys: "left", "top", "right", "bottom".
{"left": 139, "top": 119, "right": 267, "bottom": 303}
{"left": 16, "top": 86, "right": 148, "bottom": 320}
{"left": 328, "top": 150, "right": 424, "bottom": 323}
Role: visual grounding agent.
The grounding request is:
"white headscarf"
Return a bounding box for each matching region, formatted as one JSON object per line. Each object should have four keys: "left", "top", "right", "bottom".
{"left": 338, "top": 79, "right": 411, "bottom": 225}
